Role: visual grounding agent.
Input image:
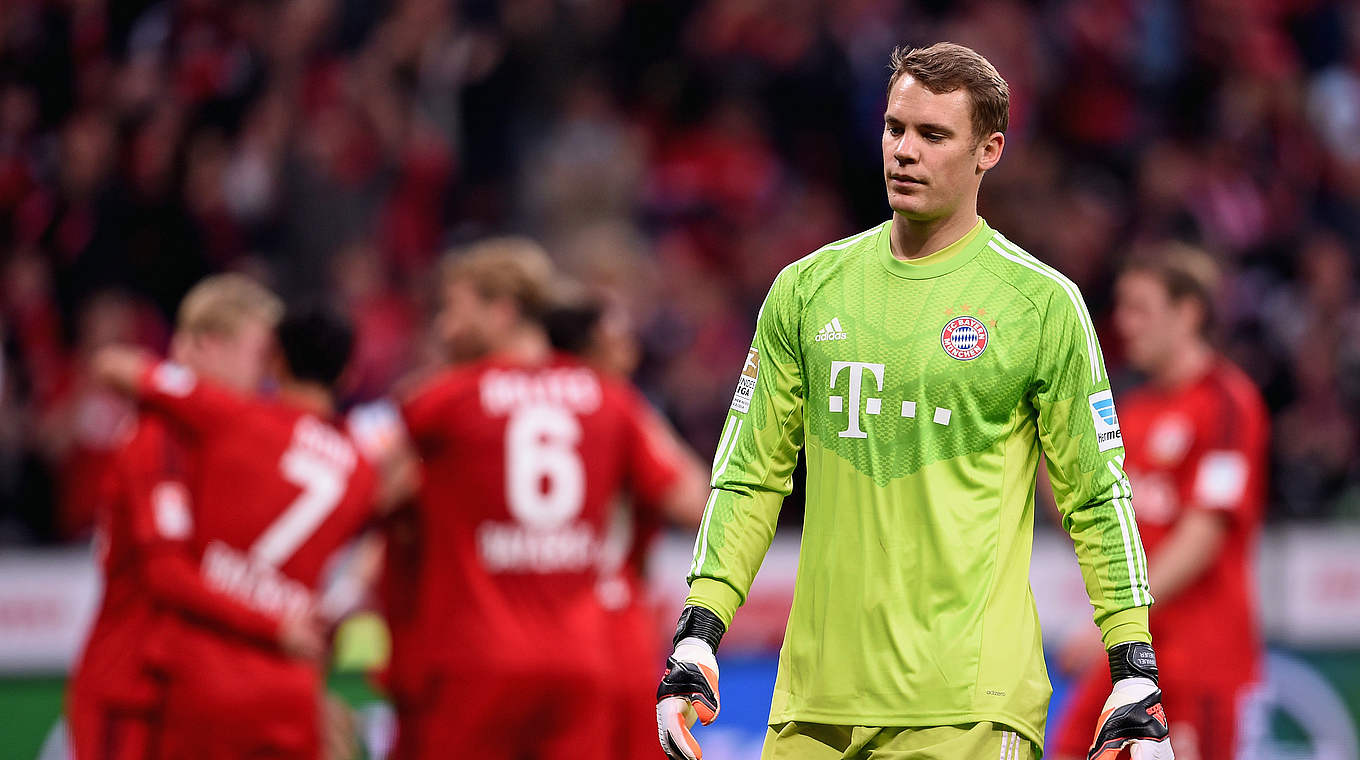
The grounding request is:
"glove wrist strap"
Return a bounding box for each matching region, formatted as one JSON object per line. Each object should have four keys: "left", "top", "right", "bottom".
{"left": 673, "top": 605, "right": 726, "bottom": 653}
{"left": 1108, "top": 641, "right": 1159, "bottom": 685}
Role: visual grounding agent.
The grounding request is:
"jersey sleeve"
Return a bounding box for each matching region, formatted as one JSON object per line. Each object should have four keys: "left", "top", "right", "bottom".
{"left": 1032, "top": 289, "right": 1153, "bottom": 647}
{"left": 118, "top": 425, "right": 283, "bottom": 647}
{"left": 134, "top": 361, "right": 250, "bottom": 441}
{"left": 399, "top": 373, "right": 456, "bottom": 451}
{"left": 348, "top": 399, "right": 407, "bottom": 464}
{"left": 685, "top": 265, "right": 805, "bottom": 627}
{"left": 1184, "top": 386, "right": 1266, "bottom": 524}
{"left": 621, "top": 393, "right": 685, "bottom": 510}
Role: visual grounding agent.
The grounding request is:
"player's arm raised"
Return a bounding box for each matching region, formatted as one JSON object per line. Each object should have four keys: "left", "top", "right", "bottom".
{"left": 90, "top": 345, "right": 155, "bottom": 395}
{"left": 658, "top": 265, "right": 805, "bottom": 760}
{"left": 92, "top": 347, "right": 246, "bottom": 439}
{"left": 1032, "top": 288, "right": 1172, "bottom": 760}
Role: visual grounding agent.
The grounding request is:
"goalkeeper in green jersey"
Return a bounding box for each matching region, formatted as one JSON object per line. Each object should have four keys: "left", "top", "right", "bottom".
{"left": 656, "top": 43, "right": 1174, "bottom": 760}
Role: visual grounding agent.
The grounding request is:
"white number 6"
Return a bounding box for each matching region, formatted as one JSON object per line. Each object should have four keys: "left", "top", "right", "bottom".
{"left": 506, "top": 405, "right": 585, "bottom": 530}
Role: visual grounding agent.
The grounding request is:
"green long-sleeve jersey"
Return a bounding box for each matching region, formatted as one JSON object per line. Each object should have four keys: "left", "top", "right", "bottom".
{"left": 685, "top": 218, "right": 1152, "bottom": 750}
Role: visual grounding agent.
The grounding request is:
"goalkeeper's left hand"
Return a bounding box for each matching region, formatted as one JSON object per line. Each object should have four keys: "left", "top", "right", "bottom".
{"left": 1088, "top": 642, "right": 1174, "bottom": 760}
{"left": 656, "top": 606, "right": 724, "bottom": 760}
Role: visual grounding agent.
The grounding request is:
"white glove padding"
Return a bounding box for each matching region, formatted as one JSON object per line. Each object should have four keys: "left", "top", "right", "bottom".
{"left": 1088, "top": 677, "right": 1175, "bottom": 760}
{"left": 656, "top": 638, "right": 720, "bottom": 760}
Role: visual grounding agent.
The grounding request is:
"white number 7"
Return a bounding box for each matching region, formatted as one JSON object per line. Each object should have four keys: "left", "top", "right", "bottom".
{"left": 251, "top": 446, "right": 348, "bottom": 567}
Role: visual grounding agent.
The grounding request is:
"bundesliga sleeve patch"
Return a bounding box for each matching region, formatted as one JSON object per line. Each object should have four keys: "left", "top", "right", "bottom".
{"left": 730, "top": 347, "right": 759, "bottom": 413}
{"left": 151, "top": 481, "right": 193, "bottom": 539}
{"left": 1088, "top": 390, "right": 1123, "bottom": 452}
{"left": 1193, "top": 450, "right": 1249, "bottom": 508}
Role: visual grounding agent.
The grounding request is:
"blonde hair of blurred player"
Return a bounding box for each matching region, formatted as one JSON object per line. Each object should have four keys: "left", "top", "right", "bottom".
{"left": 170, "top": 272, "right": 283, "bottom": 393}
{"left": 436, "top": 237, "right": 555, "bottom": 364}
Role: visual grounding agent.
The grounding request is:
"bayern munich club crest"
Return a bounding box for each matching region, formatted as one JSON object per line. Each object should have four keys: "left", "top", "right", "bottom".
{"left": 941, "top": 316, "right": 989, "bottom": 360}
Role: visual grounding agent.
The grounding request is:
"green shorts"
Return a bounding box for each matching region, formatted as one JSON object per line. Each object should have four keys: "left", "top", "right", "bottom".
{"left": 761, "top": 720, "right": 1035, "bottom": 760}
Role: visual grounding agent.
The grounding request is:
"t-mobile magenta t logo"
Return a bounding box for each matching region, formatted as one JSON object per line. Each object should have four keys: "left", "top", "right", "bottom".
{"left": 829, "top": 361, "right": 885, "bottom": 438}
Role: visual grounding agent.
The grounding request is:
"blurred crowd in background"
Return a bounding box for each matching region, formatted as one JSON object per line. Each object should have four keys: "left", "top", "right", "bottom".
{"left": 3, "top": 0, "right": 1360, "bottom": 544}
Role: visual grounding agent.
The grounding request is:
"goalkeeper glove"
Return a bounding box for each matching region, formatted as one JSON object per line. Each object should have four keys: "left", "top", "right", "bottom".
{"left": 656, "top": 606, "right": 724, "bottom": 760}
{"left": 1088, "top": 642, "right": 1175, "bottom": 760}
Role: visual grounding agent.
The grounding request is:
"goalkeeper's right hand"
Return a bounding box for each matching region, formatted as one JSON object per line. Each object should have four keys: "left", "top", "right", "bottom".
{"left": 657, "top": 606, "right": 725, "bottom": 760}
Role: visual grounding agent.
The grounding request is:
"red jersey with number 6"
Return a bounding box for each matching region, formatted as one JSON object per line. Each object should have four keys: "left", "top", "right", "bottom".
{"left": 1121, "top": 357, "right": 1268, "bottom": 689}
{"left": 399, "top": 354, "right": 682, "bottom": 673}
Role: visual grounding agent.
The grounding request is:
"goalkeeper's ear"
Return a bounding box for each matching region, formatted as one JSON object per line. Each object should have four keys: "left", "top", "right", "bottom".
{"left": 975, "top": 130, "right": 1004, "bottom": 173}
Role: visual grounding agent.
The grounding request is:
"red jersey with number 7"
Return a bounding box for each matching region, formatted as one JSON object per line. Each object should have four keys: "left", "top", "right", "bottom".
{"left": 399, "top": 354, "right": 683, "bottom": 673}
{"left": 130, "top": 361, "right": 377, "bottom": 753}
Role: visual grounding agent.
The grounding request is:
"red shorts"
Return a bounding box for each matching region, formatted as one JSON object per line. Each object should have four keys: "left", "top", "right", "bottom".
{"left": 400, "top": 660, "right": 610, "bottom": 760}
{"left": 67, "top": 697, "right": 159, "bottom": 760}
{"left": 68, "top": 620, "right": 166, "bottom": 760}
{"left": 384, "top": 668, "right": 439, "bottom": 760}
{"left": 606, "top": 600, "right": 665, "bottom": 760}
{"left": 1051, "top": 663, "right": 1252, "bottom": 760}
{"left": 154, "top": 635, "right": 321, "bottom": 760}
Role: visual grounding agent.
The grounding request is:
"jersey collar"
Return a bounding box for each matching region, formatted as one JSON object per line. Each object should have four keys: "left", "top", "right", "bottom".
{"left": 875, "top": 216, "right": 993, "bottom": 280}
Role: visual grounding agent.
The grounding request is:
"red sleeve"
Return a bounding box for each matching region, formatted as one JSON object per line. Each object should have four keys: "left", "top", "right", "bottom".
{"left": 1185, "top": 377, "right": 1268, "bottom": 523}
{"left": 134, "top": 361, "right": 249, "bottom": 441}
{"left": 119, "top": 423, "right": 283, "bottom": 648}
{"left": 620, "top": 388, "right": 685, "bottom": 511}
{"left": 399, "top": 372, "right": 458, "bottom": 450}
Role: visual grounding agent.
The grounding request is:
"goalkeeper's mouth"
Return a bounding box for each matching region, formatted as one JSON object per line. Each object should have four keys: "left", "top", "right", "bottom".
{"left": 888, "top": 174, "right": 927, "bottom": 188}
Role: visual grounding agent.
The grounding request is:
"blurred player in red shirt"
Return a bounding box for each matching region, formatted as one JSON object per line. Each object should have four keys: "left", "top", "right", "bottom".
{"left": 335, "top": 398, "right": 423, "bottom": 753}
{"left": 545, "top": 287, "right": 708, "bottom": 760}
{"left": 89, "top": 304, "right": 378, "bottom": 760}
{"left": 1052, "top": 246, "right": 1267, "bottom": 760}
{"left": 382, "top": 238, "right": 707, "bottom": 760}
{"left": 66, "top": 274, "right": 291, "bottom": 760}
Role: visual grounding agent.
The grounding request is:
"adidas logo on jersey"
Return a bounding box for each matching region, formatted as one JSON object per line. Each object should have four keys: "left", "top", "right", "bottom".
{"left": 815, "top": 318, "right": 848, "bottom": 342}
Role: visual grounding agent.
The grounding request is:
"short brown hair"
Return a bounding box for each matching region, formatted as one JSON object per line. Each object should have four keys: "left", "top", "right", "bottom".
{"left": 176, "top": 273, "right": 283, "bottom": 337}
{"left": 1123, "top": 243, "right": 1221, "bottom": 337}
{"left": 888, "top": 43, "right": 1009, "bottom": 142}
{"left": 442, "top": 236, "right": 555, "bottom": 321}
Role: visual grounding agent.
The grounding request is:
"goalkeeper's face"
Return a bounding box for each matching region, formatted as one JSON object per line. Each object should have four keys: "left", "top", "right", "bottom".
{"left": 882, "top": 76, "right": 1002, "bottom": 223}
